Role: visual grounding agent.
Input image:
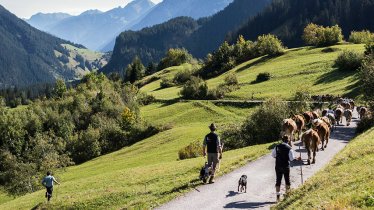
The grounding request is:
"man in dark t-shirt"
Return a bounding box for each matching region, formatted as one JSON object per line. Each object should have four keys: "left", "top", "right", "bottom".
{"left": 203, "top": 123, "right": 222, "bottom": 184}
{"left": 271, "top": 135, "right": 298, "bottom": 202}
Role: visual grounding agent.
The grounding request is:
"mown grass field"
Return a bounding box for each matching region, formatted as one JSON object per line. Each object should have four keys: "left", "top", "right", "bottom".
{"left": 141, "top": 44, "right": 364, "bottom": 100}
{"left": 0, "top": 43, "right": 367, "bottom": 209}
{"left": 0, "top": 101, "right": 273, "bottom": 209}
{"left": 273, "top": 127, "right": 374, "bottom": 209}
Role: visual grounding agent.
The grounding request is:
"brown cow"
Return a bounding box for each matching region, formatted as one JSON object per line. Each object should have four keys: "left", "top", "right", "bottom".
{"left": 303, "top": 111, "right": 314, "bottom": 125}
{"left": 344, "top": 109, "right": 353, "bottom": 126}
{"left": 321, "top": 116, "right": 332, "bottom": 128}
{"left": 292, "top": 115, "right": 305, "bottom": 141}
{"left": 349, "top": 101, "right": 355, "bottom": 110}
{"left": 312, "top": 111, "right": 320, "bottom": 119}
{"left": 302, "top": 129, "right": 321, "bottom": 164}
{"left": 281, "top": 119, "right": 297, "bottom": 146}
{"left": 359, "top": 107, "right": 368, "bottom": 119}
{"left": 314, "top": 122, "right": 330, "bottom": 150}
{"left": 335, "top": 108, "right": 343, "bottom": 125}
{"left": 322, "top": 109, "right": 329, "bottom": 117}
{"left": 341, "top": 102, "right": 351, "bottom": 110}
{"left": 327, "top": 113, "right": 336, "bottom": 131}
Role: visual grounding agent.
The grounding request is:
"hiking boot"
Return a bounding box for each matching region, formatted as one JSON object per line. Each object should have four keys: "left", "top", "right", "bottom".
{"left": 276, "top": 186, "right": 281, "bottom": 202}
{"left": 209, "top": 176, "right": 215, "bottom": 184}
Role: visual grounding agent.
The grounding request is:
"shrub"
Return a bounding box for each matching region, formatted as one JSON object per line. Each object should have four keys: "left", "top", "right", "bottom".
{"left": 365, "top": 42, "right": 374, "bottom": 56}
{"left": 255, "top": 72, "right": 271, "bottom": 83}
{"left": 349, "top": 30, "right": 374, "bottom": 44}
{"left": 289, "top": 90, "right": 311, "bottom": 114}
{"left": 180, "top": 76, "right": 208, "bottom": 99}
{"left": 360, "top": 56, "right": 374, "bottom": 100}
{"left": 160, "top": 78, "right": 175, "bottom": 89}
{"left": 178, "top": 141, "right": 203, "bottom": 160}
{"left": 158, "top": 48, "right": 194, "bottom": 70}
{"left": 356, "top": 115, "right": 374, "bottom": 133}
{"left": 303, "top": 23, "right": 343, "bottom": 47}
{"left": 222, "top": 98, "right": 290, "bottom": 150}
{"left": 224, "top": 73, "right": 239, "bottom": 86}
{"left": 173, "top": 70, "right": 192, "bottom": 85}
{"left": 334, "top": 50, "right": 364, "bottom": 71}
{"left": 255, "top": 34, "right": 285, "bottom": 56}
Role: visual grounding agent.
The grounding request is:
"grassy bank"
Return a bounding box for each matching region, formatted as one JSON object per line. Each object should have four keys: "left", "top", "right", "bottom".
{"left": 273, "top": 127, "right": 374, "bottom": 209}
{"left": 0, "top": 101, "right": 272, "bottom": 209}
{"left": 141, "top": 44, "right": 364, "bottom": 101}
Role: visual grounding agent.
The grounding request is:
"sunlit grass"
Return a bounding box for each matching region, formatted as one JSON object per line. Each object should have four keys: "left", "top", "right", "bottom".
{"left": 273, "top": 127, "right": 374, "bottom": 210}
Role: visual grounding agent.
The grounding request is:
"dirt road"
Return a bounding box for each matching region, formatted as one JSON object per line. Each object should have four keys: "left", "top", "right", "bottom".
{"left": 158, "top": 112, "right": 358, "bottom": 210}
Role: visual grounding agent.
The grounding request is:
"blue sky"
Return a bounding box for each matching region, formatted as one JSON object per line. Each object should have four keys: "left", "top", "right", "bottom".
{"left": 0, "top": 0, "right": 162, "bottom": 18}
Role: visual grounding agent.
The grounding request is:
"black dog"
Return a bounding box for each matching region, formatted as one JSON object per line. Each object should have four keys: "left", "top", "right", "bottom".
{"left": 238, "top": 175, "right": 247, "bottom": 193}
{"left": 200, "top": 162, "right": 212, "bottom": 183}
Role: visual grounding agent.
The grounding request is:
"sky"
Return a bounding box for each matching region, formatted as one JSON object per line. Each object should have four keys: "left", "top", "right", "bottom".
{"left": 0, "top": 0, "right": 162, "bottom": 19}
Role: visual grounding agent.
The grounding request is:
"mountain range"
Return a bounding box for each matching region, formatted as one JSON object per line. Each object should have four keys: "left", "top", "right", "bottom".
{"left": 0, "top": 5, "right": 106, "bottom": 87}
{"left": 103, "top": 0, "right": 271, "bottom": 73}
{"left": 26, "top": 0, "right": 156, "bottom": 51}
{"left": 26, "top": 0, "right": 234, "bottom": 52}
{"left": 104, "top": 0, "right": 374, "bottom": 74}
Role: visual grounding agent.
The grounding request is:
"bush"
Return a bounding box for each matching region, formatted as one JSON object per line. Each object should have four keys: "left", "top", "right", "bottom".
{"left": 158, "top": 48, "right": 194, "bottom": 70}
{"left": 180, "top": 76, "right": 208, "bottom": 99}
{"left": 303, "top": 23, "right": 343, "bottom": 47}
{"left": 255, "top": 72, "right": 271, "bottom": 83}
{"left": 289, "top": 90, "right": 311, "bottom": 114}
{"left": 365, "top": 42, "right": 374, "bottom": 56}
{"left": 178, "top": 141, "right": 203, "bottom": 160}
{"left": 173, "top": 70, "right": 193, "bottom": 85}
{"left": 160, "top": 78, "right": 175, "bottom": 89}
{"left": 224, "top": 73, "right": 239, "bottom": 86}
{"left": 360, "top": 56, "right": 374, "bottom": 100}
{"left": 334, "top": 51, "right": 364, "bottom": 71}
{"left": 356, "top": 115, "right": 374, "bottom": 133}
{"left": 255, "top": 34, "right": 285, "bottom": 56}
{"left": 349, "top": 30, "right": 374, "bottom": 44}
{"left": 222, "top": 98, "right": 290, "bottom": 150}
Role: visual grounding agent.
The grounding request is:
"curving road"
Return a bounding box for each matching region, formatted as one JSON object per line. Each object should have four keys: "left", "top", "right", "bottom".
{"left": 157, "top": 111, "right": 358, "bottom": 210}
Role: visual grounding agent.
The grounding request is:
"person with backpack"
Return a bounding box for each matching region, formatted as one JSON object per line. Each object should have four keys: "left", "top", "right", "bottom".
{"left": 202, "top": 123, "right": 222, "bottom": 184}
{"left": 271, "top": 135, "right": 299, "bottom": 202}
{"left": 41, "top": 171, "right": 60, "bottom": 201}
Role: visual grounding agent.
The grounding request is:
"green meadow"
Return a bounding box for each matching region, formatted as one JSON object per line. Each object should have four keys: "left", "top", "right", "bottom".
{"left": 141, "top": 44, "right": 364, "bottom": 101}
{"left": 0, "top": 101, "right": 271, "bottom": 209}
{"left": 0, "top": 43, "right": 367, "bottom": 209}
{"left": 274, "top": 127, "right": 374, "bottom": 209}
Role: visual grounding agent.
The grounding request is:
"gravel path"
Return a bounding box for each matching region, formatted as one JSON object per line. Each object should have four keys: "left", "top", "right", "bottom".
{"left": 157, "top": 111, "right": 358, "bottom": 210}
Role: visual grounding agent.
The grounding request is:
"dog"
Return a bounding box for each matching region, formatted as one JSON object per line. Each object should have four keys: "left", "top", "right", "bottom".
{"left": 200, "top": 162, "right": 212, "bottom": 183}
{"left": 238, "top": 175, "right": 247, "bottom": 193}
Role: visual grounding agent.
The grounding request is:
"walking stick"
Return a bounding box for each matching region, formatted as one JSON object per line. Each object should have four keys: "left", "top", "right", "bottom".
{"left": 298, "top": 142, "right": 304, "bottom": 184}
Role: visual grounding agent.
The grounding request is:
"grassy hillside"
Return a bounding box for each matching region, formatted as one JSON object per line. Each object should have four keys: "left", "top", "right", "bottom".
{"left": 0, "top": 43, "right": 367, "bottom": 209}
{"left": 141, "top": 44, "right": 364, "bottom": 100}
{"left": 0, "top": 101, "right": 272, "bottom": 209}
{"left": 274, "top": 127, "right": 374, "bottom": 209}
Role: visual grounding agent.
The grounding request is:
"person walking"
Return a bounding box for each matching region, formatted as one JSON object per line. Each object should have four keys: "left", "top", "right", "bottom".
{"left": 202, "top": 123, "right": 223, "bottom": 184}
{"left": 41, "top": 171, "right": 60, "bottom": 201}
{"left": 271, "top": 135, "right": 298, "bottom": 202}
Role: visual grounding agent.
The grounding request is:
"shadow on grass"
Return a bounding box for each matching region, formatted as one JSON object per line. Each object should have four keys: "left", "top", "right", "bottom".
{"left": 235, "top": 56, "right": 274, "bottom": 73}
{"left": 31, "top": 202, "right": 44, "bottom": 210}
{"left": 314, "top": 69, "right": 356, "bottom": 85}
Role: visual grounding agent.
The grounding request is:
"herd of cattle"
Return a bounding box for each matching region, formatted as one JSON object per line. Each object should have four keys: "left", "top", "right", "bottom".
{"left": 281, "top": 99, "right": 370, "bottom": 165}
